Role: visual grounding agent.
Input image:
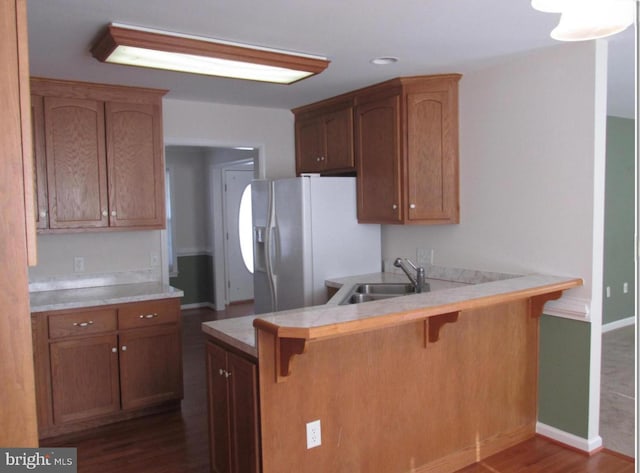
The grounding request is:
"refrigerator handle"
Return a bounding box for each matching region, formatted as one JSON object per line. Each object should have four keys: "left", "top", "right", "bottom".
{"left": 265, "top": 182, "right": 278, "bottom": 312}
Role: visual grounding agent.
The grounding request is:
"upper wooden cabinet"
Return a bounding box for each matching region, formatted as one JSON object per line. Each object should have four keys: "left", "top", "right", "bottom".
{"left": 355, "top": 75, "right": 461, "bottom": 224}
{"left": 293, "top": 101, "right": 355, "bottom": 175}
{"left": 293, "top": 74, "right": 461, "bottom": 224}
{"left": 30, "top": 78, "right": 167, "bottom": 232}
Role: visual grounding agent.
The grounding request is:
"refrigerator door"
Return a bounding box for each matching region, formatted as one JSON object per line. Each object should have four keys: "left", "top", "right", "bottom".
{"left": 251, "top": 179, "right": 275, "bottom": 314}
{"left": 270, "top": 178, "right": 313, "bottom": 311}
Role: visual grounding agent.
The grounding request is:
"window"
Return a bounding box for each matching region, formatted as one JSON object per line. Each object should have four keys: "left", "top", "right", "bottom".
{"left": 238, "top": 183, "right": 254, "bottom": 273}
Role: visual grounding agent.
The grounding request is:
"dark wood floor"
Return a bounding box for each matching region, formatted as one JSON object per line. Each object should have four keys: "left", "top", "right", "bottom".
{"left": 41, "top": 304, "right": 635, "bottom": 473}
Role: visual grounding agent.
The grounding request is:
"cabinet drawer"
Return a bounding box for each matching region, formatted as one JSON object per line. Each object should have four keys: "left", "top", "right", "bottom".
{"left": 118, "top": 299, "right": 179, "bottom": 330}
{"left": 48, "top": 309, "right": 117, "bottom": 339}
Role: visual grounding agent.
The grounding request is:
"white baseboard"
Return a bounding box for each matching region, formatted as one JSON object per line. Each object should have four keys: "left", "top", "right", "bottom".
{"left": 180, "top": 302, "right": 216, "bottom": 311}
{"left": 536, "top": 422, "right": 602, "bottom": 453}
{"left": 602, "top": 316, "right": 635, "bottom": 333}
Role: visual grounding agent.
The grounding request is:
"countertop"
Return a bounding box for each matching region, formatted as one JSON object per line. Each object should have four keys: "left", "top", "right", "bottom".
{"left": 201, "top": 270, "right": 581, "bottom": 357}
{"left": 30, "top": 282, "right": 184, "bottom": 313}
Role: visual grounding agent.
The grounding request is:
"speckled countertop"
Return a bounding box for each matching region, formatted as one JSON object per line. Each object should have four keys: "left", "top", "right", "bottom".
{"left": 30, "top": 282, "right": 184, "bottom": 313}
{"left": 201, "top": 269, "right": 581, "bottom": 358}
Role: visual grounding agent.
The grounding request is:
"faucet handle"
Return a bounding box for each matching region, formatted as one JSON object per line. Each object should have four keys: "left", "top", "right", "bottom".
{"left": 404, "top": 258, "right": 418, "bottom": 270}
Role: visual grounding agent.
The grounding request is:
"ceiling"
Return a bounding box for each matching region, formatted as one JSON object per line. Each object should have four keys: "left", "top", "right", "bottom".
{"left": 26, "top": 0, "right": 635, "bottom": 117}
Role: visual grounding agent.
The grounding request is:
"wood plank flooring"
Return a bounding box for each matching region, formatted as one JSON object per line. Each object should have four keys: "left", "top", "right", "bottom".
{"left": 40, "top": 305, "right": 635, "bottom": 473}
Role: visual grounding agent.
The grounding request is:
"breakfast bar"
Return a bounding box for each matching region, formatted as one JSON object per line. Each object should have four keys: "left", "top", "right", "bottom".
{"left": 203, "top": 270, "right": 581, "bottom": 473}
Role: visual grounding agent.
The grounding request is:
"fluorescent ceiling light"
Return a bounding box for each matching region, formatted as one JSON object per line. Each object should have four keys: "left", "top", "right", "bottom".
{"left": 91, "top": 23, "right": 330, "bottom": 84}
{"left": 531, "top": 0, "right": 635, "bottom": 41}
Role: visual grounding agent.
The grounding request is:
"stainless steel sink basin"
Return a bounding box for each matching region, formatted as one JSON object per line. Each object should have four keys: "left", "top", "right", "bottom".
{"left": 355, "top": 283, "right": 416, "bottom": 295}
{"left": 340, "top": 282, "right": 428, "bottom": 305}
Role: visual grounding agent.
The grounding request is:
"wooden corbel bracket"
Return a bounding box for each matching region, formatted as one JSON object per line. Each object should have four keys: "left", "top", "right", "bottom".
{"left": 529, "top": 291, "right": 563, "bottom": 318}
{"left": 275, "top": 336, "right": 308, "bottom": 383}
{"left": 424, "top": 311, "right": 459, "bottom": 346}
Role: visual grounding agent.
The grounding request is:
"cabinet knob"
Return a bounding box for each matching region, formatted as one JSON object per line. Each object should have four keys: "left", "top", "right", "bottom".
{"left": 121, "top": 345, "right": 127, "bottom": 351}
{"left": 111, "top": 210, "right": 117, "bottom": 217}
{"left": 410, "top": 204, "right": 416, "bottom": 209}
{"left": 392, "top": 204, "right": 398, "bottom": 210}
{"left": 39, "top": 210, "right": 47, "bottom": 218}
{"left": 102, "top": 210, "right": 108, "bottom": 217}
{"left": 225, "top": 371, "right": 232, "bottom": 378}
{"left": 112, "top": 347, "right": 117, "bottom": 353}
{"left": 219, "top": 368, "right": 224, "bottom": 376}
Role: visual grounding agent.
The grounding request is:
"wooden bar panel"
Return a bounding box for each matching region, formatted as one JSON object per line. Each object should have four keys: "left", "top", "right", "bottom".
{"left": 258, "top": 300, "right": 539, "bottom": 473}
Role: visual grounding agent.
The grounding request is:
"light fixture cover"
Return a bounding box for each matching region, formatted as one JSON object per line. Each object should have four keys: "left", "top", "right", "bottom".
{"left": 91, "top": 23, "right": 330, "bottom": 84}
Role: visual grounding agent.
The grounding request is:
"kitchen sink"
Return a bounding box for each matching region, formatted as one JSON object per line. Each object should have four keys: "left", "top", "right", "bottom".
{"left": 355, "top": 283, "right": 416, "bottom": 295}
{"left": 340, "top": 282, "right": 428, "bottom": 305}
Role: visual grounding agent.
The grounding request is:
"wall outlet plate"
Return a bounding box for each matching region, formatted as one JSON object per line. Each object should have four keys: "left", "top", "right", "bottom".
{"left": 306, "top": 419, "right": 321, "bottom": 449}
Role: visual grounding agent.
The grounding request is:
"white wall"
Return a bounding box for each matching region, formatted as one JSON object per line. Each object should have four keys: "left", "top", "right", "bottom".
{"left": 29, "top": 231, "right": 162, "bottom": 281}
{"left": 382, "top": 42, "right": 606, "bottom": 303}
{"left": 165, "top": 146, "right": 211, "bottom": 253}
{"left": 163, "top": 99, "right": 296, "bottom": 179}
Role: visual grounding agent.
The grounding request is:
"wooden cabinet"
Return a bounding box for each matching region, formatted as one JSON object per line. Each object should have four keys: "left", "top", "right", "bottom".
{"left": 294, "top": 101, "right": 355, "bottom": 175}
{"left": 32, "top": 298, "right": 183, "bottom": 438}
{"left": 355, "top": 75, "right": 461, "bottom": 224}
{"left": 293, "top": 74, "right": 461, "bottom": 224}
{"left": 206, "top": 340, "right": 260, "bottom": 473}
{"left": 30, "top": 78, "right": 167, "bottom": 232}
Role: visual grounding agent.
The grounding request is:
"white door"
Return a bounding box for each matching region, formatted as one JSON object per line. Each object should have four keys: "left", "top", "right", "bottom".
{"left": 223, "top": 169, "right": 254, "bottom": 303}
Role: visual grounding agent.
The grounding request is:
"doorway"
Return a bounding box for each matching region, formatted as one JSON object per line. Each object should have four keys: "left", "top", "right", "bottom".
{"left": 164, "top": 145, "right": 258, "bottom": 309}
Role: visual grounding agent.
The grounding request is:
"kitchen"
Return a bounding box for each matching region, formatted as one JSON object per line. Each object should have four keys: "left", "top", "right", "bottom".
{"left": 0, "top": 0, "right": 635, "bottom": 471}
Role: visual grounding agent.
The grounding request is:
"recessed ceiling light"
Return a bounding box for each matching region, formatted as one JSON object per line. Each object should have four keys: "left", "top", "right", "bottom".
{"left": 370, "top": 57, "right": 399, "bottom": 65}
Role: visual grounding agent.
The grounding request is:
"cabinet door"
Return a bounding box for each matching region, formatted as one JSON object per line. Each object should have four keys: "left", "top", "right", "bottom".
{"left": 295, "top": 118, "right": 324, "bottom": 174}
{"left": 31, "top": 94, "right": 49, "bottom": 229}
{"left": 44, "top": 97, "right": 109, "bottom": 228}
{"left": 355, "top": 95, "right": 402, "bottom": 223}
{"left": 207, "top": 342, "right": 232, "bottom": 473}
{"left": 406, "top": 90, "right": 459, "bottom": 223}
{"left": 119, "top": 324, "right": 183, "bottom": 410}
{"left": 50, "top": 334, "right": 120, "bottom": 424}
{"left": 227, "top": 352, "right": 260, "bottom": 473}
{"left": 323, "top": 107, "right": 354, "bottom": 172}
{"left": 106, "top": 102, "right": 165, "bottom": 228}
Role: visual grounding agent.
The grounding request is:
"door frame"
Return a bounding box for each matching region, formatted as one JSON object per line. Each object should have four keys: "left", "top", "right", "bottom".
{"left": 221, "top": 163, "right": 255, "bottom": 305}
{"left": 209, "top": 158, "right": 257, "bottom": 310}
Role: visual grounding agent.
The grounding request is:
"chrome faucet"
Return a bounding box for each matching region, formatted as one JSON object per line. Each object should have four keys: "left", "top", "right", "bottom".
{"left": 393, "top": 257, "right": 429, "bottom": 293}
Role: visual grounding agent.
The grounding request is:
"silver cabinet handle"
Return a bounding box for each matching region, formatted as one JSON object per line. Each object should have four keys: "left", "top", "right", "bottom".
{"left": 39, "top": 210, "right": 47, "bottom": 218}
{"left": 218, "top": 369, "right": 232, "bottom": 378}
{"left": 111, "top": 210, "right": 117, "bottom": 217}
{"left": 102, "top": 210, "right": 108, "bottom": 217}
{"left": 112, "top": 347, "right": 117, "bottom": 353}
{"left": 219, "top": 368, "right": 224, "bottom": 376}
{"left": 225, "top": 371, "right": 232, "bottom": 378}
{"left": 73, "top": 321, "right": 94, "bottom": 327}
{"left": 121, "top": 345, "right": 127, "bottom": 351}
{"left": 410, "top": 204, "right": 416, "bottom": 209}
{"left": 139, "top": 313, "right": 159, "bottom": 319}
{"left": 392, "top": 204, "right": 398, "bottom": 210}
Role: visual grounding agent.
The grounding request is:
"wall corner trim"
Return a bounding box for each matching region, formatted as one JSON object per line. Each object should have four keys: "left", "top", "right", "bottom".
{"left": 536, "top": 422, "right": 602, "bottom": 453}
{"left": 543, "top": 296, "right": 590, "bottom": 321}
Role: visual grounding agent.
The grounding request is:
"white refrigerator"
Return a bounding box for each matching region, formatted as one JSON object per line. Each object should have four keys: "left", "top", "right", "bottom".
{"left": 252, "top": 176, "right": 381, "bottom": 314}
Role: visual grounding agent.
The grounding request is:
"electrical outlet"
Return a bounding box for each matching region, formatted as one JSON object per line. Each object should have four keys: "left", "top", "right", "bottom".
{"left": 306, "top": 419, "right": 321, "bottom": 449}
{"left": 416, "top": 248, "right": 434, "bottom": 266}
{"left": 73, "top": 256, "right": 85, "bottom": 273}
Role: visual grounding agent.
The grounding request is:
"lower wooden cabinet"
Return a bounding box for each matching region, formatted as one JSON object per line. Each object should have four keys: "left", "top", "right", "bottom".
{"left": 32, "top": 298, "right": 183, "bottom": 438}
{"left": 206, "top": 340, "right": 260, "bottom": 473}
